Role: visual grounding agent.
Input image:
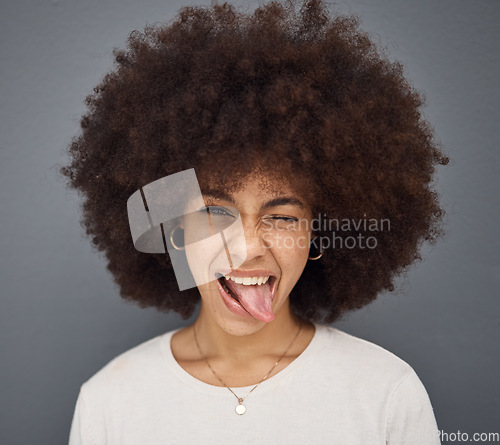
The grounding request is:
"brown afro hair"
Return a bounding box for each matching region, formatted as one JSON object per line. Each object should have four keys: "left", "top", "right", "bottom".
{"left": 60, "top": 0, "right": 448, "bottom": 324}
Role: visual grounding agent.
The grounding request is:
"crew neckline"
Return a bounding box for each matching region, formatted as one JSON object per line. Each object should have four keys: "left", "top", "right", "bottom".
{"left": 159, "top": 323, "right": 326, "bottom": 398}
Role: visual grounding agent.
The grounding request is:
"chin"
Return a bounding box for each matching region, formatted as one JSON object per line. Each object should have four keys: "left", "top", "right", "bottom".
{"left": 219, "top": 319, "right": 268, "bottom": 337}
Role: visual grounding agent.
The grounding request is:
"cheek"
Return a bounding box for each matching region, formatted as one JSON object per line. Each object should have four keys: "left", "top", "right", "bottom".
{"left": 272, "top": 232, "right": 311, "bottom": 278}
{"left": 184, "top": 235, "right": 228, "bottom": 287}
{"left": 196, "top": 282, "right": 217, "bottom": 306}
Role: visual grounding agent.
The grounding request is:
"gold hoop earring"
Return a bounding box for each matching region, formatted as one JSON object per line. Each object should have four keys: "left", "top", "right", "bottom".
{"left": 169, "top": 225, "right": 185, "bottom": 251}
{"left": 308, "top": 238, "right": 323, "bottom": 260}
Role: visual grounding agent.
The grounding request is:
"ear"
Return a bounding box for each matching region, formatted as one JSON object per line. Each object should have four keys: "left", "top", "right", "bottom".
{"left": 178, "top": 216, "right": 184, "bottom": 230}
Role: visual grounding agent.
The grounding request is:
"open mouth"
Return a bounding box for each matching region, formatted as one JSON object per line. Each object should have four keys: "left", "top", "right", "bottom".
{"left": 215, "top": 273, "right": 276, "bottom": 323}
{"left": 218, "top": 275, "right": 240, "bottom": 301}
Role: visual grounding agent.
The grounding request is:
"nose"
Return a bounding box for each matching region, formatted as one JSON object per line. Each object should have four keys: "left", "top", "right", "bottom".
{"left": 243, "top": 221, "right": 269, "bottom": 261}
{"left": 222, "top": 216, "right": 267, "bottom": 267}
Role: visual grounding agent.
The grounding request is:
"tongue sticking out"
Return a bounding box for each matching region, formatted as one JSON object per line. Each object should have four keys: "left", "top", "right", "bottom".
{"left": 224, "top": 279, "right": 275, "bottom": 323}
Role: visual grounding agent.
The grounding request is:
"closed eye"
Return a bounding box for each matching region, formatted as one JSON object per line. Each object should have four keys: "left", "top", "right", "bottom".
{"left": 266, "top": 215, "right": 298, "bottom": 222}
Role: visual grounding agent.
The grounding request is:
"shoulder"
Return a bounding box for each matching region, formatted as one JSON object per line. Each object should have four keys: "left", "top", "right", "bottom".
{"left": 80, "top": 329, "right": 176, "bottom": 397}
{"left": 312, "top": 326, "right": 440, "bottom": 441}
{"left": 310, "top": 324, "right": 437, "bottom": 419}
{"left": 314, "top": 324, "right": 416, "bottom": 386}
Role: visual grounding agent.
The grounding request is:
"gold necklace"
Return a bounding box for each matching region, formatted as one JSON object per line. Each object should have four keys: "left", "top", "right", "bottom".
{"left": 193, "top": 322, "right": 302, "bottom": 415}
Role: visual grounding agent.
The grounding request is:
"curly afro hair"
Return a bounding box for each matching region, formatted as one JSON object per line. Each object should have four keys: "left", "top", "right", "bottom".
{"left": 61, "top": 0, "right": 448, "bottom": 324}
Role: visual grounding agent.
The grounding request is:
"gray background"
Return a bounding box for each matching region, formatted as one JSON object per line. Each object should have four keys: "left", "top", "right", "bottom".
{"left": 1, "top": 0, "right": 499, "bottom": 443}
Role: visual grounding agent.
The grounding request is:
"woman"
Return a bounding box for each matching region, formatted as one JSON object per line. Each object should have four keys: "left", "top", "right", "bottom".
{"left": 63, "top": 0, "right": 448, "bottom": 443}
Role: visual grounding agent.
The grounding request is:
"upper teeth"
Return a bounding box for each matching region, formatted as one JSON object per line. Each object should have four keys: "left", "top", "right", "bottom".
{"left": 224, "top": 276, "right": 270, "bottom": 285}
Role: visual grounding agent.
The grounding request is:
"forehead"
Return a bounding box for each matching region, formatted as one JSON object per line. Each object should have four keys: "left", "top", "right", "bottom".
{"left": 202, "top": 174, "right": 306, "bottom": 204}
{"left": 194, "top": 160, "right": 316, "bottom": 213}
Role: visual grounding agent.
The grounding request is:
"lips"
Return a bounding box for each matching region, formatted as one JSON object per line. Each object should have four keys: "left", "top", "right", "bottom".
{"left": 215, "top": 271, "right": 277, "bottom": 323}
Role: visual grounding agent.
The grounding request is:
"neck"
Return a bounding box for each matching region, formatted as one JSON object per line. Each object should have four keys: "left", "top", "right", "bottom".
{"left": 193, "top": 304, "right": 303, "bottom": 362}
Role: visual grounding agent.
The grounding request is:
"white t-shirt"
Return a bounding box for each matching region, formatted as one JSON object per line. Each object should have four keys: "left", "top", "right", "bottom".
{"left": 69, "top": 324, "right": 441, "bottom": 444}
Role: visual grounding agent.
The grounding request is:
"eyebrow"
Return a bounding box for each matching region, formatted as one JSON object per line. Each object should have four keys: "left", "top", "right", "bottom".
{"left": 261, "top": 196, "right": 305, "bottom": 210}
{"left": 202, "top": 191, "right": 305, "bottom": 210}
{"left": 203, "top": 190, "right": 235, "bottom": 204}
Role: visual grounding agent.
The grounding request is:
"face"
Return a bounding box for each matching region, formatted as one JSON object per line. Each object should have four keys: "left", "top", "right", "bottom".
{"left": 183, "top": 174, "right": 313, "bottom": 335}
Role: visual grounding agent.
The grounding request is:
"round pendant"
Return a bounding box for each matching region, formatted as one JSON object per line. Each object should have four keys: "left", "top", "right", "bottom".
{"left": 235, "top": 404, "right": 246, "bottom": 415}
